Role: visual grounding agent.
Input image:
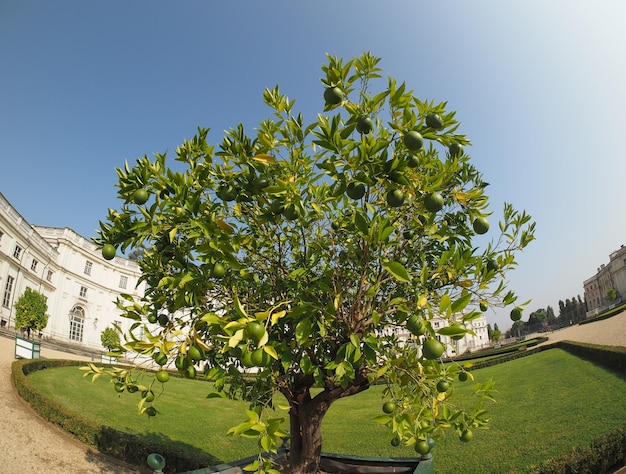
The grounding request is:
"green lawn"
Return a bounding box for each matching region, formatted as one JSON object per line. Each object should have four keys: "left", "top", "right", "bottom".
{"left": 28, "top": 348, "right": 626, "bottom": 473}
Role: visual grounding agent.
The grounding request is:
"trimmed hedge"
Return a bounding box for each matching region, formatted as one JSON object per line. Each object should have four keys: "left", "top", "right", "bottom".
{"left": 11, "top": 359, "right": 218, "bottom": 473}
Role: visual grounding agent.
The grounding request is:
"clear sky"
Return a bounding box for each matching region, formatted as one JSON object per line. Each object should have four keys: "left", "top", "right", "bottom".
{"left": 1, "top": 1, "right": 625, "bottom": 332}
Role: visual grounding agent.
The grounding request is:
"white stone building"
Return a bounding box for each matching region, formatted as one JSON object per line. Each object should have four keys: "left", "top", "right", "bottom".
{"left": 0, "top": 192, "right": 144, "bottom": 350}
{"left": 382, "top": 312, "right": 492, "bottom": 357}
{"left": 583, "top": 245, "right": 626, "bottom": 317}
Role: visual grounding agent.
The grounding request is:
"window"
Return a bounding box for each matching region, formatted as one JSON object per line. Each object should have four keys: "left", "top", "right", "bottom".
{"left": 31, "top": 259, "right": 38, "bottom": 272}
{"left": 46, "top": 270, "right": 53, "bottom": 282}
{"left": 69, "top": 306, "right": 85, "bottom": 342}
{"left": 84, "top": 260, "right": 93, "bottom": 276}
{"left": 13, "top": 245, "right": 22, "bottom": 259}
{"left": 119, "top": 275, "right": 128, "bottom": 289}
{"left": 0, "top": 230, "right": 4, "bottom": 242}
{"left": 2, "top": 276, "right": 14, "bottom": 308}
{"left": 79, "top": 286, "right": 88, "bottom": 298}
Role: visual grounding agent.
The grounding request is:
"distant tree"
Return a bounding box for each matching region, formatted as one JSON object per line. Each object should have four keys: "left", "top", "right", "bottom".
{"left": 14, "top": 288, "right": 48, "bottom": 339}
{"left": 608, "top": 288, "right": 617, "bottom": 301}
{"left": 100, "top": 327, "right": 121, "bottom": 352}
{"left": 546, "top": 305, "right": 556, "bottom": 325}
{"left": 127, "top": 247, "right": 145, "bottom": 262}
{"left": 491, "top": 328, "right": 502, "bottom": 342}
{"left": 527, "top": 308, "right": 547, "bottom": 332}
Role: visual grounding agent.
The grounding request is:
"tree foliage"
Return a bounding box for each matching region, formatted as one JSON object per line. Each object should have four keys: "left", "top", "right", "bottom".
{"left": 100, "top": 327, "right": 122, "bottom": 351}
{"left": 14, "top": 288, "right": 48, "bottom": 339}
{"left": 89, "top": 52, "right": 535, "bottom": 474}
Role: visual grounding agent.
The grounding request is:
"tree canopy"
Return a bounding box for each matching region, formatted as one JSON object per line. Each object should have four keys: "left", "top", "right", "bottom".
{"left": 14, "top": 288, "right": 48, "bottom": 339}
{"left": 89, "top": 52, "right": 535, "bottom": 474}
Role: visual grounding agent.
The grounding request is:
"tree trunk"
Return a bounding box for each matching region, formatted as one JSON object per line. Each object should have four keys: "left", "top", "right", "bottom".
{"left": 288, "top": 394, "right": 328, "bottom": 474}
{"left": 284, "top": 371, "right": 370, "bottom": 474}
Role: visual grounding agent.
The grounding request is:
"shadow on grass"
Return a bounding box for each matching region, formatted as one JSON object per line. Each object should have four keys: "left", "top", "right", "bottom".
{"left": 92, "top": 427, "right": 221, "bottom": 473}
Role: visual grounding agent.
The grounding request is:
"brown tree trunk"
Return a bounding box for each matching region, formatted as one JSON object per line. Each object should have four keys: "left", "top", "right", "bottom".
{"left": 283, "top": 371, "right": 370, "bottom": 474}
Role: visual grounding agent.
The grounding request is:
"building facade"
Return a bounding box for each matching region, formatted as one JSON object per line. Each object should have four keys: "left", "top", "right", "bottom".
{"left": 583, "top": 245, "right": 626, "bottom": 317}
{"left": 383, "top": 312, "right": 492, "bottom": 357}
{"left": 0, "top": 193, "right": 144, "bottom": 350}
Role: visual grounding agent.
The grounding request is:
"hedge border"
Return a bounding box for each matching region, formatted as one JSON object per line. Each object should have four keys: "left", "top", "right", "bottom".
{"left": 11, "top": 359, "right": 218, "bottom": 473}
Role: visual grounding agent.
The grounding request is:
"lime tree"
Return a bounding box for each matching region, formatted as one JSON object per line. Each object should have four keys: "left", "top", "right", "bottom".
{"left": 88, "top": 52, "right": 534, "bottom": 474}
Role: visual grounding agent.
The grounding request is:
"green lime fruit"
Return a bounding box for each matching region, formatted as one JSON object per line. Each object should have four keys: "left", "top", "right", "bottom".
{"left": 146, "top": 406, "right": 157, "bottom": 417}
{"left": 212, "top": 262, "right": 226, "bottom": 278}
{"left": 389, "top": 170, "right": 410, "bottom": 186}
{"left": 114, "top": 382, "right": 125, "bottom": 393}
{"left": 449, "top": 143, "right": 464, "bottom": 157}
{"left": 324, "top": 86, "right": 344, "bottom": 106}
{"left": 188, "top": 345, "right": 203, "bottom": 362}
{"left": 382, "top": 401, "right": 396, "bottom": 414}
{"left": 102, "top": 244, "right": 116, "bottom": 261}
{"left": 386, "top": 189, "right": 405, "bottom": 208}
{"left": 425, "top": 113, "right": 444, "bottom": 129}
{"left": 127, "top": 384, "right": 138, "bottom": 393}
{"left": 414, "top": 440, "right": 431, "bottom": 455}
{"left": 175, "top": 354, "right": 190, "bottom": 370}
{"left": 473, "top": 217, "right": 490, "bottom": 235}
{"left": 218, "top": 185, "right": 237, "bottom": 202}
{"left": 142, "top": 390, "right": 155, "bottom": 402}
{"left": 479, "top": 300, "right": 488, "bottom": 312}
{"left": 458, "top": 372, "right": 469, "bottom": 382}
{"left": 406, "top": 316, "right": 426, "bottom": 336}
{"left": 436, "top": 380, "right": 451, "bottom": 393}
{"left": 391, "top": 436, "right": 401, "bottom": 447}
{"left": 132, "top": 189, "right": 149, "bottom": 205}
{"left": 407, "top": 154, "right": 420, "bottom": 168}
{"left": 251, "top": 348, "right": 271, "bottom": 367}
{"left": 346, "top": 182, "right": 366, "bottom": 200}
{"left": 510, "top": 307, "right": 522, "bottom": 321}
{"left": 460, "top": 429, "right": 474, "bottom": 442}
{"left": 270, "top": 198, "right": 285, "bottom": 214}
{"left": 283, "top": 204, "right": 299, "bottom": 221}
{"left": 152, "top": 351, "right": 167, "bottom": 366}
{"left": 356, "top": 115, "right": 374, "bottom": 134}
{"left": 242, "top": 350, "right": 255, "bottom": 368}
{"left": 246, "top": 321, "right": 266, "bottom": 344}
{"left": 422, "top": 339, "right": 445, "bottom": 360}
{"left": 158, "top": 314, "right": 169, "bottom": 327}
{"left": 184, "top": 365, "right": 197, "bottom": 379}
{"left": 155, "top": 370, "right": 170, "bottom": 383}
{"left": 403, "top": 131, "right": 424, "bottom": 151}
{"left": 423, "top": 192, "right": 444, "bottom": 213}
{"left": 252, "top": 177, "right": 270, "bottom": 191}
{"left": 486, "top": 259, "right": 499, "bottom": 272}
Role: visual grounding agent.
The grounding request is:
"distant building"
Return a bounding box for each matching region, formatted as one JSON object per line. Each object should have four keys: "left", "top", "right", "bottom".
{"left": 0, "top": 193, "right": 144, "bottom": 350}
{"left": 583, "top": 245, "right": 626, "bottom": 317}
{"left": 382, "top": 313, "right": 492, "bottom": 357}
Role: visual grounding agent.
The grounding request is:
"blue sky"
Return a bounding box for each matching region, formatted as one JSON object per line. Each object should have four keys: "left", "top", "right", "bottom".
{"left": 2, "top": 1, "right": 625, "bottom": 332}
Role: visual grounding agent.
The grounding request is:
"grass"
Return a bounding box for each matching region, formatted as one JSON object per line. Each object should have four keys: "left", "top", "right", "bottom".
{"left": 28, "top": 348, "right": 626, "bottom": 473}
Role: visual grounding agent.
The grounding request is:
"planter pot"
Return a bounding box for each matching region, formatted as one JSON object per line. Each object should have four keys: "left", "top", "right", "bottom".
{"left": 173, "top": 451, "right": 433, "bottom": 474}
{"left": 15, "top": 336, "right": 41, "bottom": 359}
{"left": 101, "top": 354, "right": 118, "bottom": 364}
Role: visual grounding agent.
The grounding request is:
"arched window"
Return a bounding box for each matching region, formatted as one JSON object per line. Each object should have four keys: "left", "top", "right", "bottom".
{"left": 69, "top": 305, "right": 85, "bottom": 342}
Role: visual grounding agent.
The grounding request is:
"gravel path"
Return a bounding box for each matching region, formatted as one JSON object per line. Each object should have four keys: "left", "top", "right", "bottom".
{"left": 0, "top": 335, "right": 144, "bottom": 474}
{"left": 2, "top": 311, "right": 626, "bottom": 473}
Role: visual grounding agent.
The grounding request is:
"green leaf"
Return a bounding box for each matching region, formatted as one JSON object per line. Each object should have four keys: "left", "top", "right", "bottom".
{"left": 451, "top": 292, "right": 472, "bottom": 313}
{"left": 354, "top": 210, "right": 369, "bottom": 236}
{"left": 295, "top": 318, "right": 312, "bottom": 345}
{"left": 383, "top": 261, "right": 411, "bottom": 283}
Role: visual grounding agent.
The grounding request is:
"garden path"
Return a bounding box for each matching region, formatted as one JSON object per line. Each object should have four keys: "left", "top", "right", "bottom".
{"left": 0, "top": 334, "right": 145, "bottom": 474}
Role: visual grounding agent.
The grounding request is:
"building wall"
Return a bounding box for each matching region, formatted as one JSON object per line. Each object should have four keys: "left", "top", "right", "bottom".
{"left": 0, "top": 193, "right": 144, "bottom": 350}
{"left": 584, "top": 245, "right": 626, "bottom": 317}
